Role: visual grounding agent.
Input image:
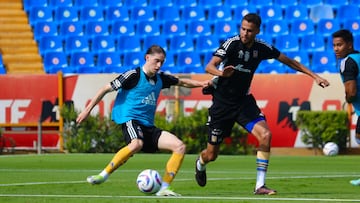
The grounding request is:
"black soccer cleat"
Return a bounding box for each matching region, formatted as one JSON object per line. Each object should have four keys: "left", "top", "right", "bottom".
{"left": 195, "top": 157, "right": 207, "bottom": 187}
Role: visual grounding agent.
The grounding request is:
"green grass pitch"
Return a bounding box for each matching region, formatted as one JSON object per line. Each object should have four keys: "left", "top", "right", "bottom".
{"left": 1, "top": 153, "right": 360, "bottom": 202}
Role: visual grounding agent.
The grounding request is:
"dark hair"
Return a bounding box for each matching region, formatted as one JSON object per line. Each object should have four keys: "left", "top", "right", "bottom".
{"left": 243, "top": 13, "right": 262, "bottom": 29}
{"left": 145, "top": 45, "right": 166, "bottom": 58}
{"left": 332, "top": 29, "right": 353, "bottom": 43}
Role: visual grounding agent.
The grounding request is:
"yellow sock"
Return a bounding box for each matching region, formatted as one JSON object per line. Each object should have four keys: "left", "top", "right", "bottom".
{"left": 162, "top": 153, "right": 184, "bottom": 184}
{"left": 104, "top": 146, "right": 132, "bottom": 174}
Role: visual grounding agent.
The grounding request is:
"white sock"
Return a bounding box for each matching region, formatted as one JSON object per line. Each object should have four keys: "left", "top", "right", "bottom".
{"left": 160, "top": 182, "right": 169, "bottom": 190}
{"left": 99, "top": 170, "right": 109, "bottom": 180}
{"left": 197, "top": 158, "right": 206, "bottom": 171}
{"left": 255, "top": 170, "right": 266, "bottom": 190}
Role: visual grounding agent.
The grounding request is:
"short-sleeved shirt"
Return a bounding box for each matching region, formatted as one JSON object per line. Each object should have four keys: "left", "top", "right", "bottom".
{"left": 212, "top": 35, "right": 281, "bottom": 106}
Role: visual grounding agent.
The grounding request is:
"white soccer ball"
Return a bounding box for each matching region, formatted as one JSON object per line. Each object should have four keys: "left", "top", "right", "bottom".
{"left": 136, "top": 169, "right": 162, "bottom": 194}
{"left": 323, "top": 142, "right": 339, "bottom": 156}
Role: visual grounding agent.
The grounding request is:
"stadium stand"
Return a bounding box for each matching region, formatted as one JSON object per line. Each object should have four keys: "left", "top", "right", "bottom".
{"left": 10, "top": 0, "right": 355, "bottom": 74}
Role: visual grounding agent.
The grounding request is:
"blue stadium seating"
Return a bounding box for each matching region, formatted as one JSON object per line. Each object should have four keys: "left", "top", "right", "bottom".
{"left": 136, "top": 21, "right": 161, "bottom": 38}
{"left": 207, "top": 5, "right": 232, "bottom": 22}
{"left": 33, "top": 21, "right": 58, "bottom": 41}
{"left": 300, "top": 35, "right": 325, "bottom": 52}
{"left": 223, "top": 0, "right": 248, "bottom": 9}
{"left": 285, "top": 51, "right": 310, "bottom": 67}
{"left": 80, "top": 6, "right": 104, "bottom": 22}
{"left": 123, "top": 51, "right": 144, "bottom": 67}
{"left": 59, "top": 21, "right": 84, "bottom": 37}
{"left": 248, "top": 0, "right": 273, "bottom": 9}
{"left": 149, "top": 0, "right": 173, "bottom": 9}
{"left": 29, "top": 6, "right": 53, "bottom": 26}
{"left": 105, "top": 6, "right": 130, "bottom": 22}
{"left": 274, "top": 35, "right": 299, "bottom": 52}
{"left": 156, "top": 6, "right": 181, "bottom": 22}
{"left": 343, "top": 19, "right": 360, "bottom": 36}
{"left": 85, "top": 21, "right": 110, "bottom": 37}
{"left": 54, "top": 6, "right": 79, "bottom": 22}
{"left": 169, "top": 36, "right": 195, "bottom": 53}
{"left": 162, "top": 20, "right": 187, "bottom": 39}
{"left": 111, "top": 21, "right": 136, "bottom": 36}
{"left": 298, "top": 0, "right": 322, "bottom": 8}
{"left": 182, "top": 6, "right": 206, "bottom": 22}
{"left": 70, "top": 52, "right": 96, "bottom": 68}
{"left": 39, "top": 36, "right": 64, "bottom": 56}
{"left": 290, "top": 19, "right": 315, "bottom": 37}
{"left": 65, "top": 36, "right": 90, "bottom": 54}
{"left": 265, "top": 20, "right": 289, "bottom": 37}
{"left": 163, "top": 51, "right": 176, "bottom": 69}
{"left": 273, "top": 0, "right": 298, "bottom": 8}
{"left": 117, "top": 35, "right": 142, "bottom": 53}
{"left": 74, "top": 0, "right": 98, "bottom": 7}
{"left": 143, "top": 35, "right": 168, "bottom": 51}
{"left": 259, "top": 5, "right": 283, "bottom": 23}
{"left": 43, "top": 52, "right": 70, "bottom": 73}
{"left": 124, "top": 0, "right": 148, "bottom": 8}
{"left": 49, "top": 0, "right": 73, "bottom": 7}
{"left": 284, "top": 5, "right": 309, "bottom": 21}
{"left": 76, "top": 66, "right": 103, "bottom": 73}
{"left": 23, "top": 0, "right": 48, "bottom": 12}
{"left": 232, "top": 5, "right": 257, "bottom": 21}
{"left": 173, "top": 0, "right": 197, "bottom": 9}
{"left": 187, "top": 20, "right": 212, "bottom": 37}
{"left": 195, "top": 36, "right": 219, "bottom": 54}
{"left": 213, "top": 20, "right": 239, "bottom": 40}
{"left": 91, "top": 35, "right": 116, "bottom": 54}
{"left": 177, "top": 51, "right": 202, "bottom": 70}
{"left": 337, "top": 5, "right": 360, "bottom": 22}
{"left": 309, "top": 4, "right": 334, "bottom": 23}
{"left": 99, "top": 0, "right": 123, "bottom": 7}
{"left": 317, "top": 19, "right": 341, "bottom": 37}
{"left": 131, "top": 6, "right": 155, "bottom": 22}
{"left": 311, "top": 51, "right": 336, "bottom": 70}
{"left": 97, "top": 51, "right": 122, "bottom": 69}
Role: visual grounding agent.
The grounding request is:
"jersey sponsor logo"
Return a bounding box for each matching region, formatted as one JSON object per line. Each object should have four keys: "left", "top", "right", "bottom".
{"left": 142, "top": 92, "right": 156, "bottom": 106}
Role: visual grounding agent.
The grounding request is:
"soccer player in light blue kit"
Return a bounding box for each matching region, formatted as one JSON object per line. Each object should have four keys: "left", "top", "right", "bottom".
{"left": 76, "top": 45, "right": 209, "bottom": 196}
{"left": 332, "top": 29, "right": 360, "bottom": 186}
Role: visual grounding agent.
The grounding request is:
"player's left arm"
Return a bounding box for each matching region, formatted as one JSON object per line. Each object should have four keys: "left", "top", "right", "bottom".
{"left": 277, "top": 53, "right": 330, "bottom": 88}
{"left": 177, "top": 77, "right": 210, "bottom": 88}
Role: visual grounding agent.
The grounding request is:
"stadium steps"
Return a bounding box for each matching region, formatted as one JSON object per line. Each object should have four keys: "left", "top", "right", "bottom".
{"left": 0, "top": 0, "right": 43, "bottom": 74}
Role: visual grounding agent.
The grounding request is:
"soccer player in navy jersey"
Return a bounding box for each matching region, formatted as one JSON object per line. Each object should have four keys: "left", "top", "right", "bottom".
{"left": 332, "top": 29, "right": 360, "bottom": 186}
{"left": 76, "top": 45, "right": 209, "bottom": 196}
{"left": 195, "top": 13, "right": 330, "bottom": 195}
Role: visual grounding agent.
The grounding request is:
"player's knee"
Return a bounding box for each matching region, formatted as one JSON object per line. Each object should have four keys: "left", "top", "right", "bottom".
{"left": 259, "top": 130, "right": 272, "bottom": 144}
{"left": 206, "top": 152, "right": 218, "bottom": 162}
{"left": 175, "top": 141, "right": 186, "bottom": 154}
{"left": 128, "top": 139, "right": 143, "bottom": 152}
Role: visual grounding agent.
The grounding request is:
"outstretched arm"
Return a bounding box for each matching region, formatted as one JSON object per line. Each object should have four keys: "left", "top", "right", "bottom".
{"left": 277, "top": 53, "right": 330, "bottom": 88}
{"left": 76, "top": 84, "right": 113, "bottom": 124}
{"left": 177, "top": 78, "right": 210, "bottom": 88}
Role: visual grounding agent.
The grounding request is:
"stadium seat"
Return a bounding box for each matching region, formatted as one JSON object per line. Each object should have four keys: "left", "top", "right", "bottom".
{"left": 149, "top": 0, "right": 173, "bottom": 9}
{"left": 311, "top": 51, "right": 336, "bottom": 70}
{"left": 343, "top": 19, "right": 360, "bottom": 35}
{"left": 80, "top": 6, "right": 104, "bottom": 22}
{"left": 317, "top": 19, "right": 341, "bottom": 37}
{"left": 273, "top": 0, "right": 298, "bottom": 8}
{"left": 322, "top": 0, "right": 346, "bottom": 7}
{"left": 117, "top": 35, "right": 142, "bottom": 53}
{"left": 214, "top": 20, "right": 239, "bottom": 40}
{"left": 54, "top": 6, "right": 80, "bottom": 22}
{"left": 309, "top": 4, "right": 334, "bottom": 23}
{"left": 177, "top": 51, "right": 202, "bottom": 69}
{"left": 183, "top": 66, "right": 205, "bottom": 74}
{"left": 111, "top": 21, "right": 136, "bottom": 36}
{"left": 143, "top": 35, "right": 168, "bottom": 51}
{"left": 65, "top": 36, "right": 90, "bottom": 54}
{"left": 99, "top": 0, "right": 123, "bottom": 7}
{"left": 285, "top": 51, "right": 310, "bottom": 67}
{"left": 312, "top": 65, "right": 338, "bottom": 73}
{"left": 182, "top": 6, "right": 206, "bottom": 22}
{"left": 76, "top": 66, "right": 103, "bottom": 73}
{"left": 208, "top": 5, "right": 232, "bottom": 22}
{"left": 198, "top": 0, "right": 223, "bottom": 10}
{"left": 169, "top": 36, "right": 195, "bottom": 53}
{"left": 203, "top": 52, "right": 214, "bottom": 65}
{"left": 156, "top": 6, "right": 181, "bottom": 23}
{"left": 124, "top": 0, "right": 148, "bottom": 8}
{"left": 131, "top": 6, "right": 155, "bottom": 22}
{"left": 274, "top": 35, "right": 299, "bottom": 52}
{"left": 355, "top": 34, "right": 360, "bottom": 50}
{"left": 337, "top": 5, "right": 360, "bottom": 22}
{"left": 39, "top": 36, "right": 64, "bottom": 56}
{"left": 102, "top": 66, "right": 124, "bottom": 74}
{"left": 248, "top": 0, "right": 273, "bottom": 9}
{"left": 162, "top": 21, "right": 187, "bottom": 39}
{"left": 259, "top": 5, "right": 283, "bottom": 23}
{"left": 300, "top": 35, "right": 325, "bottom": 52}
{"left": 29, "top": 6, "right": 53, "bottom": 26}
{"left": 195, "top": 36, "right": 219, "bottom": 54}
{"left": 91, "top": 35, "right": 116, "bottom": 54}
{"left": 97, "top": 51, "right": 122, "bottom": 69}
{"left": 224, "top": 0, "right": 248, "bottom": 9}
{"left": 290, "top": 19, "right": 315, "bottom": 37}
{"left": 59, "top": 21, "right": 84, "bottom": 37}
{"left": 187, "top": 21, "right": 212, "bottom": 37}
{"left": 298, "top": 0, "right": 322, "bottom": 8}
{"left": 163, "top": 51, "right": 176, "bottom": 69}
{"left": 284, "top": 5, "right": 309, "bottom": 21}
{"left": 173, "top": 0, "right": 197, "bottom": 9}
{"left": 49, "top": 0, "right": 73, "bottom": 7}
{"left": 265, "top": 20, "right": 289, "bottom": 37}
{"left": 161, "top": 66, "right": 184, "bottom": 74}
{"left": 105, "top": 6, "right": 130, "bottom": 22}
{"left": 43, "top": 52, "right": 69, "bottom": 73}
{"left": 23, "top": 0, "right": 48, "bottom": 12}
{"left": 74, "top": 0, "right": 98, "bottom": 7}
{"left": 136, "top": 21, "right": 161, "bottom": 38}
{"left": 70, "top": 52, "right": 95, "bottom": 68}
{"left": 33, "top": 22, "right": 58, "bottom": 41}
{"left": 85, "top": 21, "right": 110, "bottom": 37}
{"left": 123, "top": 51, "right": 144, "bottom": 68}
{"left": 232, "top": 5, "right": 257, "bottom": 21}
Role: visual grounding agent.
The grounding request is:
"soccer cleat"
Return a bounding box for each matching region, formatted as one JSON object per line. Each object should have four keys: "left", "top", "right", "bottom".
{"left": 195, "top": 157, "right": 207, "bottom": 187}
{"left": 155, "top": 187, "right": 181, "bottom": 196}
{"left": 86, "top": 175, "right": 106, "bottom": 185}
{"left": 350, "top": 179, "right": 360, "bottom": 186}
{"left": 254, "top": 185, "right": 277, "bottom": 195}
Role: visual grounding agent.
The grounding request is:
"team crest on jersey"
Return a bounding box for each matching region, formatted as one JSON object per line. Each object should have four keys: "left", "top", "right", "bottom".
{"left": 253, "top": 50, "right": 258, "bottom": 58}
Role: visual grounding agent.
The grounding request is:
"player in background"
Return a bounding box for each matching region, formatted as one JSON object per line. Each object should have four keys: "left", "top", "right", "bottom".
{"left": 332, "top": 29, "right": 360, "bottom": 186}
{"left": 195, "top": 13, "right": 330, "bottom": 195}
{"left": 76, "top": 45, "right": 209, "bottom": 196}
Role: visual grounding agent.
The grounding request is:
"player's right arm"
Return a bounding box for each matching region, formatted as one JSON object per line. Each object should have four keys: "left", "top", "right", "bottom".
{"left": 76, "top": 84, "right": 113, "bottom": 124}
